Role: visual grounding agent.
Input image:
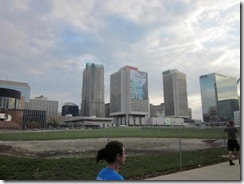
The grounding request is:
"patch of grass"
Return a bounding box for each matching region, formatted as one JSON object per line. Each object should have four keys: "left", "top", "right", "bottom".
{"left": 0, "top": 127, "right": 232, "bottom": 141}
{"left": 0, "top": 147, "right": 227, "bottom": 180}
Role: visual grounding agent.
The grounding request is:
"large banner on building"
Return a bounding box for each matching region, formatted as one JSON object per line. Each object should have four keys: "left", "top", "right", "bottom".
{"left": 130, "top": 70, "right": 148, "bottom": 100}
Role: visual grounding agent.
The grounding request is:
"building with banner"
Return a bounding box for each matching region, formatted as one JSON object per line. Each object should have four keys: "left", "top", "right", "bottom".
{"left": 110, "top": 66, "right": 149, "bottom": 126}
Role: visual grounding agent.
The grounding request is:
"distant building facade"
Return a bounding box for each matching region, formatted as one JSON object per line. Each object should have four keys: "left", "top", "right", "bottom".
{"left": 188, "top": 108, "right": 192, "bottom": 119}
{"left": 110, "top": 66, "right": 149, "bottom": 126}
{"left": 0, "top": 88, "right": 46, "bottom": 129}
{"left": 0, "top": 108, "right": 46, "bottom": 130}
{"left": 234, "top": 111, "right": 240, "bottom": 126}
{"left": 63, "top": 116, "right": 112, "bottom": 128}
{"left": 0, "top": 88, "right": 22, "bottom": 129}
{"left": 81, "top": 63, "right": 105, "bottom": 117}
{"left": 25, "top": 96, "right": 58, "bottom": 120}
{"left": 22, "top": 109, "right": 46, "bottom": 129}
{"left": 62, "top": 102, "right": 79, "bottom": 116}
{"left": 150, "top": 103, "right": 164, "bottom": 117}
{"left": 162, "top": 69, "right": 189, "bottom": 118}
{"left": 105, "top": 103, "right": 110, "bottom": 118}
{"left": 0, "top": 88, "right": 21, "bottom": 110}
{"left": 0, "top": 80, "right": 30, "bottom": 104}
{"left": 199, "top": 73, "right": 239, "bottom": 122}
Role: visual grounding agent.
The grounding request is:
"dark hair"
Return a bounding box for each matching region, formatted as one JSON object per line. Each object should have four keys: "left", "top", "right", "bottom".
{"left": 96, "top": 141, "right": 124, "bottom": 163}
{"left": 229, "top": 121, "right": 234, "bottom": 125}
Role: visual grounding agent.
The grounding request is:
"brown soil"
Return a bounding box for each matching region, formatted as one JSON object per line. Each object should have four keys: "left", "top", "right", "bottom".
{"left": 0, "top": 138, "right": 225, "bottom": 159}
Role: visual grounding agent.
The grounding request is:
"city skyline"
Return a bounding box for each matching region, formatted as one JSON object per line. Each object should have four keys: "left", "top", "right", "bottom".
{"left": 0, "top": 0, "right": 240, "bottom": 120}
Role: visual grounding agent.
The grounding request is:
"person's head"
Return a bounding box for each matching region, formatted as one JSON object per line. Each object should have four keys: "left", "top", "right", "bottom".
{"left": 229, "top": 121, "right": 234, "bottom": 127}
{"left": 96, "top": 141, "right": 126, "bottom": 166}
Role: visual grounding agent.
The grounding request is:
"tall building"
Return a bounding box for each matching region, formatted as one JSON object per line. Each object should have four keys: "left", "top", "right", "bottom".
{"left": 162, "top": 69, "right": 189, "bottom": 118}
{"left": 0, "top": 80, "right": 30, "bottom": 106}
{"left": 105, "top": 103, "right": 110, "bottom": 118}
{"left": 81, "top": 63, "right": 105, "bottom": 117}
{"left": 188, "top": 108, "right": 192, "bottom": 119}
{"left": 110, "top": 66, "right": 149, "bottom": 126}
{"left": 199, "top": 73, "right": 239, "bottom": 122}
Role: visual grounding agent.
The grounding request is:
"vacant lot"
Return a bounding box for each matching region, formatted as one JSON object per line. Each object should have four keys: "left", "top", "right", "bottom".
{"left": 0, "top": 137, "right": 225, "bottom": 159}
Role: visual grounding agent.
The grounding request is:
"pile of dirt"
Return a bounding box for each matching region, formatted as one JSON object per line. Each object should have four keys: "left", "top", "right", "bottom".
{"left": 0, "top": 138, "right": 225, "bottom": 159}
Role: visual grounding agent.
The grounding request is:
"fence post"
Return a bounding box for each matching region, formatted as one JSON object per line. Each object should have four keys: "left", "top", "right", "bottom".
{"left": 178, "top": 127, "right": 182, "bottom": 171}
{"left": 19, "top": 130, "right": 22, "bottom": 141}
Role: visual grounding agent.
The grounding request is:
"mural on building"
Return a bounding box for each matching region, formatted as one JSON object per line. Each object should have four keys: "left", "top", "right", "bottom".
{"left": 130, "top": 70, "right": 147, "bottom": 100}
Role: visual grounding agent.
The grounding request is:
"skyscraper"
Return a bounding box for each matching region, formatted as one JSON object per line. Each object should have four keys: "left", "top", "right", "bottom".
{"left": 199, "top": 73, "right": 239, "bottom": 122}
{"left": 81, "top": 63, "right": 105, "bottom": 117}
{"left": 162, "top": 69, "right": 189, "bottom": 118}
{"left": 110, "top": 66, "right": 149, "bottom": 126}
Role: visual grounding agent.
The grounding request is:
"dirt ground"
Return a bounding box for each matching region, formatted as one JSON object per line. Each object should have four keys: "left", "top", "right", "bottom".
{"left": 0, "top": 138, "right": 226, "bottom": 159}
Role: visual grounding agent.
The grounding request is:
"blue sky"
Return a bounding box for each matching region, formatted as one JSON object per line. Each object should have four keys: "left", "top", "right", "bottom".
{"left": 0, "top": 0, "right": 240, "bottom": 120}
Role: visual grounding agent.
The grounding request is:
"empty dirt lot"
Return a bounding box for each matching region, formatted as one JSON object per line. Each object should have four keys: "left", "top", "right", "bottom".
{"left": 0, "top": 137, "right": 225, "bottom": 159}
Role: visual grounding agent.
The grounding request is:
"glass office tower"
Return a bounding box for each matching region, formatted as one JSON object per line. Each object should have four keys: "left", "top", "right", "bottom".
{"left": 81, "top": 63, "right": 105, "bottom": 117}
{"left": 199, "top": 73, "right": 239, "bottom": 122}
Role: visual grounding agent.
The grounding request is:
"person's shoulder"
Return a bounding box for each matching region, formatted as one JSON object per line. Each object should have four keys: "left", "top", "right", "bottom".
{"left": 96, "top": 167, "right": 108, "bottom": 180}
{"left": 96, "top": 172, "right": 124, "bottom": 180}
{"left": 114, "top": 172, "right": 124, "bottom": 180}
{"left": 97, "top": 167, "right": 107, "bottom": 174}
{"left": 111, "top": 173, "right": 124, "bottom": 180}
{"left": 108, "top": 169, "right": 124, "bottom": 180}
{"left": 96, "top": 167, "right": 124, "bottom": 180}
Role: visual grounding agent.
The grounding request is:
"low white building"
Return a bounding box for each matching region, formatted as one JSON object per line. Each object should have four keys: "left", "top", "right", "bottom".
{"left": 142, "top": 117, "right": 186, "bottom": 127}
{"left": 63, "top": 116, "right": 112, "bottom": 128}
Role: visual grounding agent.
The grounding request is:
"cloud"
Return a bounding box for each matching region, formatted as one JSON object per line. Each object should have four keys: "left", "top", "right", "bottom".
{"left": 0, "top": 0, "right": 240, "bottom": 119}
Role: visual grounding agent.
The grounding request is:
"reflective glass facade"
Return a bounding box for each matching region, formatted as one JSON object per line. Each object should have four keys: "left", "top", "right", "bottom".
{"left": 200, "top": 73, "right": 239, "bottom": 122}
{"left": 0, "top": 80, "right": 30, "bottom": 102}
{"left": 0, "top": 88, "right": 21, "bottom": 109}
{"left": 0, "top": 96, "right": 20, "bottom": 109}
{"left": 62, "top": 104, "right": 79, "bottom": 116}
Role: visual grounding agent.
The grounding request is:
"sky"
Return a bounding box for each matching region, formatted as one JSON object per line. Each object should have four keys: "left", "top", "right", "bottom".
{"left": 0, "top": 0, "right": 241, "bottom": 120}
